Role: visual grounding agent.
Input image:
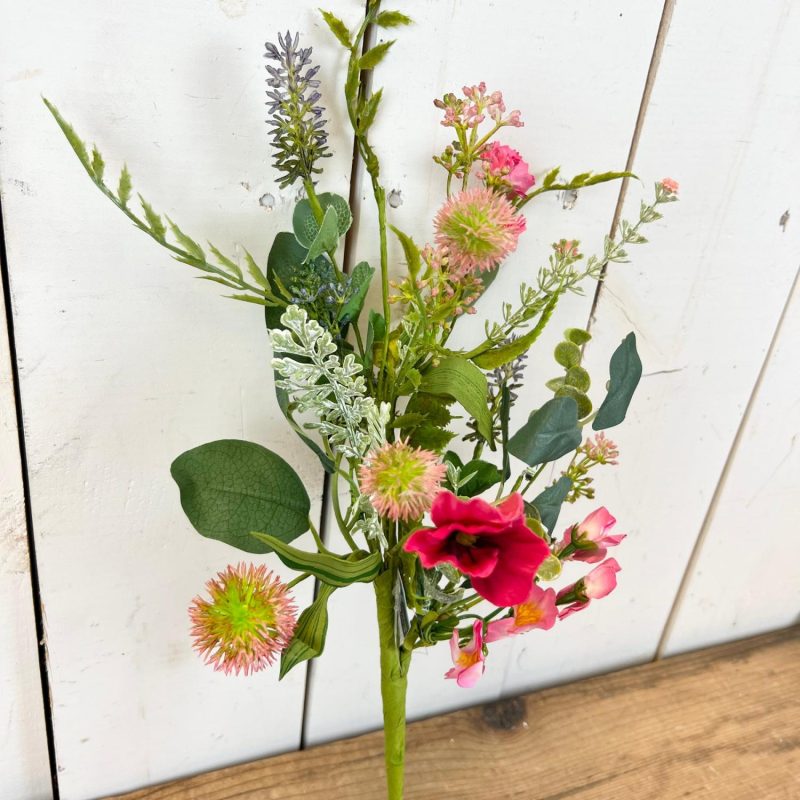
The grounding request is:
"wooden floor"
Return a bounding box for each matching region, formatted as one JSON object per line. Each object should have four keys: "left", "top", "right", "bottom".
{"left": 109, "top": 627, "right": 800, "bottom": 800}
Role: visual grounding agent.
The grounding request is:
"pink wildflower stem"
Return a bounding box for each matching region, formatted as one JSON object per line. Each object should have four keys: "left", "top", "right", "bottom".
{"left": 375, "top": 568, "right": 411, "bottom": 800}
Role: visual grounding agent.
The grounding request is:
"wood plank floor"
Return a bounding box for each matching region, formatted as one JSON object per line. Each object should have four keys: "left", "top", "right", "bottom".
{"left": 108, "top": 627, "right": 800, "bottom": 800}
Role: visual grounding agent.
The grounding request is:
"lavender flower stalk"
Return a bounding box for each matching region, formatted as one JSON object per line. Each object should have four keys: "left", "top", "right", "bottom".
{"left": 264, "top": 32, "right": 331, "bottom": 188}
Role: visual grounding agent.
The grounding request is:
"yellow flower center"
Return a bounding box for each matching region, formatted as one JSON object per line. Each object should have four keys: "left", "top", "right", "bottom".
{"left": 515, "top": 602, "right": 544, "bottom": 628}
{"left": 455, "top": 532, "right": 478, "bottom": 547}
{"left": 457, "top": 649, "right": 482, "bottom": 669}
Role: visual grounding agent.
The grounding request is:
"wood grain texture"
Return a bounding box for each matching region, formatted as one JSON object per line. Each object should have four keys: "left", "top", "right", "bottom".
{"left": 0, "top": 262, "right": 52, "bottom": 798}
{"left": 0, "top": 1, "right": 361, "bottom": 797}
{"left": 308, "top": 0, "right": 668, "bottom": 746}
{"left": 582, "top": 0, "right": 800, "bottom": 665}
{"left": 106, "top": 626, "right": 800, "bottom": 800}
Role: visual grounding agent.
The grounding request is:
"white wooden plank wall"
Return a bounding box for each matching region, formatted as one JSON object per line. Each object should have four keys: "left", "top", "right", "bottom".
{"left": 0, "top": 0, "right": 799, "bottom": 797}
{"left": 0, "top": 1, "right": 359, "bottom": 797}
{"left": 0, "top": 267, "right": 52, "bottom": 798}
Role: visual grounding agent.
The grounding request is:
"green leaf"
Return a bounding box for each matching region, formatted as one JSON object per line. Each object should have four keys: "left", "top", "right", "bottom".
{"left": 554, "top": 341, "right": 581, "bottom": 368}
{"left": 249, "top": 533, "right": 382, "bottom": 587}
{"left": 389, "top": 225, "right": 422, "bottom": 280}
{"left": 243, "top": 248, "right": 270, "bottom": 290}
{"left": 508, "top": 397, "right": 582, "bottom": 467}
{"left": 293, "top": 193, "right": 352, "bottom": 248}
{"left": 537, "top": 554, "right": 562, "bottom": 581}
{"left": 359, "top": 40, "right": 395, "bottom": 70}
{"left": 207, "top": 242, "right": 242, "bottom": 280}
{"left": 564, "top": 366, "right": 591, "bottom": 393}
{"left": 304, "top": 205, "right": 340, "bottom": 263}
{"left": 90, "top": 146, "right": 105, "bottom": 181}
{"left": 593, "top": 332, "right": 643, "bottom": 430}
{"left": 138, "top": 195, "right": 166, "bottom": 241}
{"left": 565, "top": 327, "right": 592, "bottom": 346}
{"left": 364, "top": 310, "right": 385, "bottom": 373}
{"left": 375, "top": 10, "right": 413, "bottom": 27}
{"left": 320, "top": 9, "right": 351, "bottom": 48}
{"left": 472, "top": 292, "right": 560, "bottom": 369}
{"left": 117, "top": 165, "right": 132, "bottom": 208}
{"left": 43, "top": 98, "right": 92, "bottom": 173}
{"left": 265, "top": 232, "right": 309, "bottom": 329}
{"left": 419, "top": 357, "right": 493, "bottom": 442}
{"left": 542, "top": 166, "right": 561, "bottom": 188}
{"left": 280, "top": 583, "right": 336, "bottom": 679}
{"left": 166, "top": 216, "right": 205, "bottom": 261}
{"left": 358, "top": 88, "right": 383, "bottom": 134}
{"left": 457, "top": 459, "right": 503, "bottom": 498}
{"left": 555, "top": 384, "right": 592, "bottom": 419}
{"left": 275, "top": 380, "right": 335, "bottom": 473}
{"left": 170, "top": 439, "right": 310, "bottom": 553}
{"left": 339, "top": 261, "right": 375, "bottom": 324}
{"left": 530, "top": 475, "right": 573, "bottom": 534}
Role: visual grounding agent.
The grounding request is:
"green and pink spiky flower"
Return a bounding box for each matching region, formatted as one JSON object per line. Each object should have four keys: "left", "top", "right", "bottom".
{"left": 189, "top": 563, "right": 297, "bottom": 676}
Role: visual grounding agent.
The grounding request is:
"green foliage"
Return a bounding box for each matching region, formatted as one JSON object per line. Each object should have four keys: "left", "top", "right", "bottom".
{"left": 443, "top": 453, "right": 502, "bottom": 498}
{"left": 419, "top": 357, "right": 493, "bottom": 442}
{"left": 43, "top": 98, "right": 276, "bottom": 304}
{"left": 364, "top": 310, "right": 386, "bottom": 373}
{"left": 357, "top": 88, "right": 384, "bottom": 135}
{"left": 292, "top": 192, "right": 352, "bottom": 248}
{"left": 250, "top": 533, "right": 382, "bottom": 587}
{"left": 530, "top": 476, "right": 573, "bottom": 534}
{"left": 274, "top": 380, "right": 335, "bottom": 473}
{"left": 508, "top": 397, "right": 582, "bottom": 467}
{"left": 339, "top": 262, "right": 375, "bottom": 325}
{"left": 593, "top": 332, "right": 642, "bottom": 430}
{"left": 304, "top": 205, "right": 340, "bottom": 263}
{"left": 547, "top": 328, "right": 593, "bottom": 419}
{"left": 389, "top": 225, "right": 422, "bottom": 280}
{"left": 523, "top": 169, "right": 636, "bottom": 204}
{"left": 359, "top": 40, "right": 395, "bottom": 70}
{"left": 280, "top": 583, "right": 336, "bottom": 679}
{"left": 397, "top": 393, "right": 454, "bottom": 452}
{"left": 375, "top": 10, "right": 413, "bottom": 27}
{"left": 320, "top": 10, "right": 351, "bottom": 48}
{"left": 554, "top": 341, "right": 581, "bottom": 368}
{"left": 170, "top": 440, "right": 310, "bottom": 553}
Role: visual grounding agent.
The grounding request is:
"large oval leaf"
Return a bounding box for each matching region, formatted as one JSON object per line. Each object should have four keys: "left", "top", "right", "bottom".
{"left": 508, "top": 397, "right": 582, "bottom": 467}
{"left": 170, "top": 439, "right": 310, "bottom": 553}
{"left": 593, "top": 332, "right": 642, "bottom": 430}
{"left": 419, "top": 357, "right": 493, "bottom": 442}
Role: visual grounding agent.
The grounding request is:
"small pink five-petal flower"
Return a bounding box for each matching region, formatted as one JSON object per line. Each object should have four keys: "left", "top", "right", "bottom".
{"left": 557, "top": 558, "right": 621, "bottom": 620}
{"left": 445, "top": 620, "right": 485, "bottom": 687}
{"left": 557, "top": 507, "right": 625, "bottom": 563}
{"left": 485, "top": 583, "right": 557, "bottom": 642}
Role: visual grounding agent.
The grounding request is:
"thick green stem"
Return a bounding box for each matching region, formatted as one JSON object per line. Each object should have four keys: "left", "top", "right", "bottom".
{"left": 375, "top": 569, "right": 411, "bottom": 800}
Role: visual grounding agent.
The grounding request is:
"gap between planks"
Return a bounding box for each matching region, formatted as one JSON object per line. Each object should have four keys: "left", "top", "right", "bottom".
{"left": 107, "top": 625, "right": 800, "bottom": 800}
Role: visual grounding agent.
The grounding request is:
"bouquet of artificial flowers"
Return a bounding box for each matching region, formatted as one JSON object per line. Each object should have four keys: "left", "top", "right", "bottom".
{"left": 47, "top": 3, "right": 677, "bottom": 797}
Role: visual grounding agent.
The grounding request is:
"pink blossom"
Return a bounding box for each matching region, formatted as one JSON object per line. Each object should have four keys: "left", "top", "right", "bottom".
{"left": 557, "top": 507, "right": 626, "bottom": 563}
{"left": 434, "top": 186, "right": 526, "bottom": 276}
{"left": 486, "top": 583, "right": 557, "bottom": 642}
{"left": 445, "top": 620, "right": 485, "bottom": 687}
{"left": 553, "top": 239, "right": 580, "bottom": 258}
{"left": 660, "top": 177, "right": 679, "bottom": 195}
{"left": 556, "top": 558, "right": 621, "bottom": 619}
{"left": 479, "top": 142, "right": 535, "bottom": 197}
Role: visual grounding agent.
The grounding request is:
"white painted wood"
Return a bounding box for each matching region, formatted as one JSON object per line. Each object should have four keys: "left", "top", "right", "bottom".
{"left": 306, "top": 0, "right": 668, "bottom": 745}
{"left": 565, "top": 0, "right": 800, "bottom": 673}
{"left": 0, "top": 269, "right": 52, "bottom": 799}
{"left": 662, "top": 265, "right": 800, "bottom": 655}
{"left": 0, "top": 1, "right": 361, "bottom": 797}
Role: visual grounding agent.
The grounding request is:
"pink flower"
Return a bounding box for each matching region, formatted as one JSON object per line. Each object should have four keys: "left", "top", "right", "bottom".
{"left": 580, "top": 432, "right": 619, "bottom": 465}
{"left": 486, "top": 583, "right": 557, "bottom": 642}
{"left": 660, "top": 177, "right": 679, "bottom": 195}
{"left": 479, "top": 142, "right": 535, "bottom": 197}
{"left": 359, "top": 440, "right": 446, "bottom": 522}
{"left": 189, "top": 563, "right": 297, "bottom": 675}
{"left": 556, "top": 558, "right": 621, "bottom": 620}
{"left": 434, "top": 187, "right": 526, "bottom": 276}
{"left": 445, "top": 620, "right": 485, "bottom": 687}
{"left": 553, "top": 239, "right": 580, "bottom": 258}
{"left": 557, "top": 507, "right": 626, "bottom": 563}
{"left": 404, "top": 491, "right": 550, "bottom": 607}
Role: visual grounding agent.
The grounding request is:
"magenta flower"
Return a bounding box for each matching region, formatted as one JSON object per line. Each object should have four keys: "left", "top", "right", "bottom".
{"left": 404, "top": 491, "right": 550, "bottom": 607}
{"left": 557, "top": 507, "right": 626, "bottom": 563}
{"left": 359, "top": 440, "right": 446, "bottom": 522}
{"left": 486, "top": 583, "right": 557, "bottom": 642}
{"left": 556, "top": 558, "right": 621, "bottom": 620}
{"left": 445, "top": 620, "right": 485, "bottom": 687}
{"left": 479, "top": 142, "right": 535, "bottom": 197}
{"left": 434, "top": 187, "right": 526, "bottom": 276}
{"left": 189, "top": 563, "right": 297, "bottom": 675}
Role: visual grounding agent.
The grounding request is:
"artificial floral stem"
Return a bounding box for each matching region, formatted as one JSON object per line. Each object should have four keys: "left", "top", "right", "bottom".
{"left": 286, "top": 572, "right": 311, "bottom": 589}
{"left": 307, "top": 517, "right": 328, "bottom": 553}
{"left": 375, "top": 569, "right": 411, "bottom": 800}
